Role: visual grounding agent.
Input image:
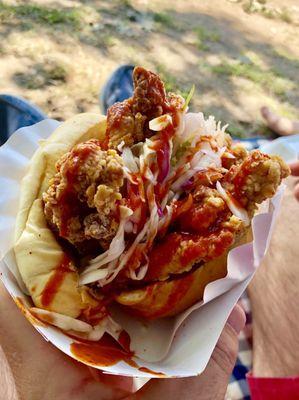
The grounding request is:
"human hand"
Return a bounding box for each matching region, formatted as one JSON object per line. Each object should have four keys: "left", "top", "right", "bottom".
{"left": 289, "top": 161, "right": 299, "bottom": 201}
{"left": 0, "top": 281, "right": 245, "bottom": 400}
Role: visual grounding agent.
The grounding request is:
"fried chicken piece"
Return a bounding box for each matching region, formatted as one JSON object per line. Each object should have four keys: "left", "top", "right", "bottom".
{"left": 143, "top": 180, "right": 245, "bottom": 281}
{"left": 145, "top": 217, "right": 243, "bottom": 281}
{"left": 107, "top": 67, "right": 184, "bottom": 149}
{"left": 178, "top": 186, "right": 227, "bottom": 233}
{"left": 231, "top": 144, "right": 248, "bottom": 163}
{"left": 192, "top": 168, "right": 225, "bottom": 188}
{"left": 43, "top": 139, "right": 124, "bottom": 250}
{"left": 132, "top": 66, "right": 168, "bottom": 116}
{"left": 222, "top": 150, "right": 290, "bottom": 214}
{"left": 222, "top": 144, "right": 248, "bottom": 169}
{"left": 106, "top": 102, "right": 138, "bottom": 148}
{"left": 144, "top": 151, "right": 289, "bottom": 282}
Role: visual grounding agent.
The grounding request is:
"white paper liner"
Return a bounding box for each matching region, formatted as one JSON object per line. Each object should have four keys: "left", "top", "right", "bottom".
{"left": 0, "top": 120, "right": 284, "bottom": 379}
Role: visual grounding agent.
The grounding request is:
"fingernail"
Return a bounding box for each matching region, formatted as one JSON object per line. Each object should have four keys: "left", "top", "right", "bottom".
{"left": 227, "top": 304, "right": 246, "bottom": 334}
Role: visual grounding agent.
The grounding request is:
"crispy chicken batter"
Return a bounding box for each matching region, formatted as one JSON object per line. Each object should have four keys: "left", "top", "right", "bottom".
{"left": 223, "top": 150, "right": 290, "bottom": 214}
{"left": 145, "top": 221, "right": 242, "bottom": 281}
{"left": 43, "top": 139, "right": 124, "bottom": 250}
{"left": 143, "top": 151, "right": 289, "bottom": 282}
{"left": 132, "top": 66, "right": 168, "bottom": 116}
{"left": 222, "top": 144, "right": 248, "bottom": 169}
{"left": 106, "top": 67, "right": 184, "bottom": 148}
{"left": 178, "top": 186, "right": 227, "bottom": 233}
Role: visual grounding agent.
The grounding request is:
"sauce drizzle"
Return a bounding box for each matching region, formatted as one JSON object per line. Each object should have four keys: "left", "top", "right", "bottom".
{"left": 70, "top": 333, "right": 166, "bottom": 376}
{"left": 41, "top": 254, "right": 71, "bottom": 307}
{"left": 118, "top": 330, "right": 131, "bottom": 352}
{"left": 70, "top": 334, "right": 135, "bottom": 367}
{"left": 138, "top": 367, "right": 165, "bottom": 377}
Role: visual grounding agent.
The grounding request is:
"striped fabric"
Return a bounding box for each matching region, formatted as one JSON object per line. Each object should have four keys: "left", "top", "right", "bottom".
{"left": 226, "top": 292, "right": 253, "bottom": 400}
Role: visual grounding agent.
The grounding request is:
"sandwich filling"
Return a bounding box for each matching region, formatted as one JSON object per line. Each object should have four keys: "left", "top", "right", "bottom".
{"left": 42, "top": 67, "right": 289, "bottom": 316}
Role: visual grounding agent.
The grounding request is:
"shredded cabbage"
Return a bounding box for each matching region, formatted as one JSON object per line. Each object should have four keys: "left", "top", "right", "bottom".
{"left": 122, "top": 147, "right": 139, "bottom": 173}
{"left": 216, "top": 181, "right": 250, "bottom": 226}
{"left": 79, "top": 206, "right": 133, "bottom": 285}
{"left": 31, "top": 308, "right": 121, "bottom": 342}
{"left": 149, "top": 114, "right": 172, "bottom": 131}
{"left": 31, "top": 307, "right": 92, "bottom": 332}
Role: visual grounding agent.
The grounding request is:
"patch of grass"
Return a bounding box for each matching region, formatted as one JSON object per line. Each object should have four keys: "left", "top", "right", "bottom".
{"left": 211, "top": 60, "right": 294, "bottom": 97}
{"left": 279, "top": 7, "right": 293, "bottom": 24}
{"left": 242, "top": 1, "right": 293, "bottom": 24}
{"left": 46, "top": 64, "right": 68, "bottom": 81}
{"left": 243, "top": 0, "right": 268, "bottom": 14}
{"left": 225, "top": 120, "right": 270, "bottom": 139}
{"left": 153, "top": 12, "right": 175, "bottom": 29}
{"left": 156, "top": 65, "right": 178, "bottom": 92}
{"left": 14, "top": 62, "right": 68, "bottom": 90}
{"left": 272, "top": 49, "right": 299, "bottom": 68}
{"left": 274, "top": 101, "right": 299, "bottom": 120}
{"left": 260, "top": 8, "right": 276, "bottom": 19}
{"left": 119, "top": 0, "right": 133, "bottom": 7}
{"left": 156, "top": 65, "right": 190, "bottom": 100}
{"left": 194, "top": 26, "right": 220, "bottom": 51}
{"left": 100, "top": 0, "right": 143, "bottom": 23}
{"left": 226, "top": 122, "right": 247, "bottom": 139}
{"left": 0, "top": 2, "right": 81, "bottom": 27}
{"left": 102, "top": 34, "right": 118, "bottom": 48}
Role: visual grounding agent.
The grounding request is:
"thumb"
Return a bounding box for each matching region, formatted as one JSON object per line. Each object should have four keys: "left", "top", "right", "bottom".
{"left": 182, "top": 303, "right": 246, "bottom": 400}
{"left": 209, "top": 303, "right": 246, "bottom": 377}
{"left": 127, "top": 304, "right": 246, "bottom": 400}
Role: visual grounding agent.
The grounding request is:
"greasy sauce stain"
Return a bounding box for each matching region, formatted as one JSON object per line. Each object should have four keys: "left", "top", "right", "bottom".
{"left": 70, "top": 334, "right": 135, "bottom": 367}
{"left": 118, "top": 330, "right": 131, "bottom": 352}
{"left": 138, "top": 367, "right": 165, "bottom": 377}
{"left": 14, "top": 297, "right": 45, "bottom": 327}
{"left": 71, "top": 333, "right": 165, "bottom": 375}
{"left": 124, "top": 357, "right": 139, "bottom": 369}
{"left": 41, "top": 254, "right": 71, "bottom": 307}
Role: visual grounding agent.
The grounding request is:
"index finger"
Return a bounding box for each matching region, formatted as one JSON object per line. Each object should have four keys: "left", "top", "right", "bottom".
{"left": 289, "top": 161, "right": 299, "bottom": 176}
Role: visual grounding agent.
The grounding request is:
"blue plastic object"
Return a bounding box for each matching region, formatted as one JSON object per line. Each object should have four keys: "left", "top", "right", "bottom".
{"left": 0, "top": 94, "right": 46, "bottom": 145}
{"left": 100, "top": 65, "right": 134, "bottom": 114}
{"left": 233, "top": 136, "right": 270, "bottom": 151}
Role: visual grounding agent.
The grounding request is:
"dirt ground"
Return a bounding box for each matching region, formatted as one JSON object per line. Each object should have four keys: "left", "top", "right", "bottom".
{"left": 0, "top": 0, "right": 298, "bottom": 138}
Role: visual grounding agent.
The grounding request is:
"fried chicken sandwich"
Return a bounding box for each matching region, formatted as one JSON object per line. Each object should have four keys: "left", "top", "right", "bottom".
{"left": 14, "top": 67, "right": 289, "bottom": 337}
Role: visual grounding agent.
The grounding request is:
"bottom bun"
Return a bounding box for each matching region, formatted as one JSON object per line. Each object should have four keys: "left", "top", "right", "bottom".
{"left": 115, "top": 229, "right": 251, "bottom": 319}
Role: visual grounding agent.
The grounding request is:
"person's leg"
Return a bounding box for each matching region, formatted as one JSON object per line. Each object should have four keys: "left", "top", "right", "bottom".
{"left": 261, "top": 106, "right": 299, "bottom": 136}
{"left": 100, "top": 65, "right": 134, "bottom": 114}
{"left": 248, "top": 175, "right": 299, "bottom": 377}
{"left": 0, "top": 95, "right": 46, "bottom": 145}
